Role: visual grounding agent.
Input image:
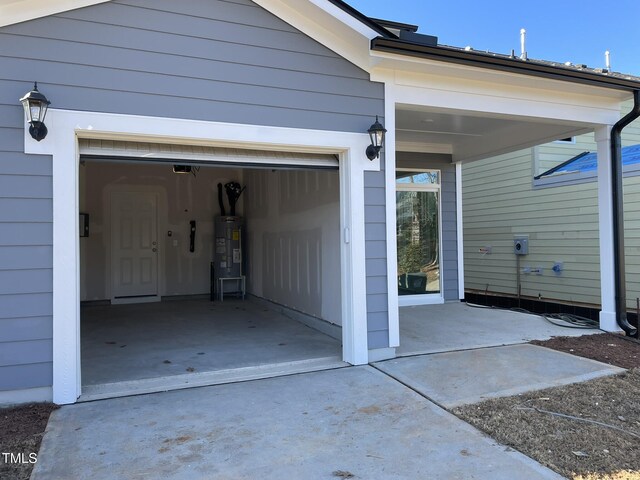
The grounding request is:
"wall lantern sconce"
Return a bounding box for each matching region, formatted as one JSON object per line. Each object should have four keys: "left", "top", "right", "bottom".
{"left": 20, "top": 82, "right": 50, "bottom": 141}
{"left": 366, "top": 116, "right": 387, "bottom": 160}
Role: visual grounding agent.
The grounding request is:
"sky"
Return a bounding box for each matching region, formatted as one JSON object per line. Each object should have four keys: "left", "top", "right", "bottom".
{"left": 347, "top": 0, "right": 640, "bottom": 76}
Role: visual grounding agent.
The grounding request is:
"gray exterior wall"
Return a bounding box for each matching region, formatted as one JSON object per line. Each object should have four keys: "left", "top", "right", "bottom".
{"left": 365, "top": 165, "right": 389, "bottom": 348}
{"left": 397, "top": 152, "right": 459, "bottom": 301}
{"left": 0, "top": 0, "right": 387, "bottom": 391}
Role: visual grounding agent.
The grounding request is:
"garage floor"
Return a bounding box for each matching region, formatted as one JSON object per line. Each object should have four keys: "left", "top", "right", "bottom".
{"left": 80, "top": 298, "right": 342, "bottom": 399}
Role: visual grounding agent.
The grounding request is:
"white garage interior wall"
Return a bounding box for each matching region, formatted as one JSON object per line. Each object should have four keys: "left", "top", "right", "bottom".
{"left": 244, "top": 169, "right": 342, "bottom": 326}
{"left": 79, "top": 158, "right": 341, "bottom": 327}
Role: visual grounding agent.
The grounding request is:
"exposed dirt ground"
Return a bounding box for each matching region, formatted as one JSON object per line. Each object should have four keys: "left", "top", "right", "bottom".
{"left": 456, "top": 332, "right": 640, "bottom": 480}
{"left": 0, "top": 402, "right": 58, "bottom": 480}
{"left": 531, "top": 332, "right": 640, "bottom": 369}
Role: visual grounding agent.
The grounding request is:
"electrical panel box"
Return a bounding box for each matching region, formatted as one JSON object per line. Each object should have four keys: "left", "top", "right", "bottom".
{"left": 514, "top": 236, "right": 529, "bottom": 255}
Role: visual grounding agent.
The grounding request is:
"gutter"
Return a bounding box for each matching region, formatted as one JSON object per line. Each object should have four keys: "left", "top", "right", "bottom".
{"left": 371, "top": 37, "right": 640, "bottom": 91}
{"left": 611, "top": 90, "right": 640, "bottom": 337}
{"left": 324, "top": 0, "right": 396, "bottom": 38}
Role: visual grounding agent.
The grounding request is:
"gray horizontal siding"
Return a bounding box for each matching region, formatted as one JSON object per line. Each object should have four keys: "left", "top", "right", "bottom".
{"left": 0, "top": 106, "right": 52, "bottom": 391}
{"left": 0, "top": 175, "right": 52, "bottom": 198}
{"left": 0, "top": 199, "right": 52, "bottom": 222}
{"left": 368, "top": 330, "right": 389, "bottom": 350}
{"left": 0, "top": 247, "right": 52, "bottom": 269}
{"left": 0, "top": 339, "right": 52, "bottom": 367}
{"left": 0, "top": 363, "right": 52, "bottom": 391}
{"left": 0, "top": 0, "right": 383, "bottom": 132}
{"left": 0, "top": 316, "right": 52, "bottom": 343}
{"left": 364, "top": 166, "right": 389, "bottom": 350}
{"left": 0, "top": 154, "right": 52, "bottom": 176}
{"left": 0, "top": 223, "right": 52, "bottom": 246}
{"left": 0, "top": 293, "right": 53, "bottom": 318}
{"left": 0, "top": 270, "right": 52, "bottom": 294}
{"left": 366, "top": 258, "right": 387, "bottom": 277}
{"left": 0, "top": 0, "right": 386, "bottom": 387}
{"left": 367, "top": 293, "right": 388, "bottom": 313}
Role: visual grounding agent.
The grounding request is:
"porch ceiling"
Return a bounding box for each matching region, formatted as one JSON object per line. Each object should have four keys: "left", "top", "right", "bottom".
{"left": 396, "top": 105, "right": 593, "bottom": 163}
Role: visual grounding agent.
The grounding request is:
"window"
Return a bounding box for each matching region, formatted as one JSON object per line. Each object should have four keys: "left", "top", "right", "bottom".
{"left": 396, "top": 169, "right": 441, "bottom": 296}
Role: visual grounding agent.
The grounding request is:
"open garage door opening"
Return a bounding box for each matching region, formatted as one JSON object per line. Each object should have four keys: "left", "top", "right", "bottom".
{"left": 78, "top": 139, "right": 345, "bottom": 400}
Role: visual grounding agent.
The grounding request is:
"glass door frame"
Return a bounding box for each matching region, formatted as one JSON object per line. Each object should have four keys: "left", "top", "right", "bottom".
{"left": 395, "top": 168, "right": 445, "bottom": 306}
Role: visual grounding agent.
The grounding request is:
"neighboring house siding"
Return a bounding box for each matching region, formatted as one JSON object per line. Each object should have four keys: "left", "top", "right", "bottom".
{"left": 397, "top": 152, "right": 459, "bottom": 301}
{"left": 0, "top": 0, "right": 387, "bottom": 391}
{"left": 463, "top": 99, "right": 640, "bottom": 310}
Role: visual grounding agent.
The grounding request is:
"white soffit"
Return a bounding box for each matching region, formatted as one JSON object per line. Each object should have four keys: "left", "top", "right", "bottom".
{"left": 78, "top": 138, "right": 339, "bottom": 169}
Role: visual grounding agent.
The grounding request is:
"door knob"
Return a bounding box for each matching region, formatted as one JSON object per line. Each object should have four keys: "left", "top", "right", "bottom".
{"left": 152, "top": 248, "right": 157, "bottom": 252}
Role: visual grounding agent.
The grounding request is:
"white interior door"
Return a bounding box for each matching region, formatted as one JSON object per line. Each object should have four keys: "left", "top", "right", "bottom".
{"left": 111, "top": 191, "right": 159, "bottom": 302}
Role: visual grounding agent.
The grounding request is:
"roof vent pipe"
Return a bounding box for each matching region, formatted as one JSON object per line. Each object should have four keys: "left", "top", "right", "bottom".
{"left": 520, "top": 28, "right": 527, "bottom": 60}
{"left": 611, "top": 89, "right": 640, "bottom": 337}
{"left": 605, "top": 50, "right": 611, "bottom": 70}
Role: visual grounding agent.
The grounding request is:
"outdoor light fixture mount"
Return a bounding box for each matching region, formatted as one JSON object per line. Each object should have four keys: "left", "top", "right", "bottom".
{"left": 20, "top": 82, "right": 50, "bottom": 142}
{"left": 366, "top": 115, "right": 386, "bottom": 160}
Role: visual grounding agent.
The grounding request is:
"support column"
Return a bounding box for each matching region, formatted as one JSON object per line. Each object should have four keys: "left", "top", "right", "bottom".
{"left": 455, "top": 162, "right": 465, "bottom": 299}
{"left": 596, "top": 125, "right": 620, "bottom": 331}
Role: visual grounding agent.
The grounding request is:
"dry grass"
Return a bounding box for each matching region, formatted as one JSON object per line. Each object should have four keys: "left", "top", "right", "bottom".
{"left": 455, "top": 365, "right": 640, "bottom": 479}
{"left": 575, "top": 472, "right": 640, "bottom": 480}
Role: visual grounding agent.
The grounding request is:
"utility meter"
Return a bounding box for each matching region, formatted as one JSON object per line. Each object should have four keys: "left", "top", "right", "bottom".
{"left": 514, "top": 236, "right": 529, "bottom": 255}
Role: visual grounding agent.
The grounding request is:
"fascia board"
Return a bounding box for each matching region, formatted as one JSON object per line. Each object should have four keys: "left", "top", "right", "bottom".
{"left": 0, "top": 0, "right": 110, "bottom": 27}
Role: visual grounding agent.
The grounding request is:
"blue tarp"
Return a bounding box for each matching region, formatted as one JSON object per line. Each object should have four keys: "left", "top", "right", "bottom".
{"left": 540, "top": 144, "right": 640, "bottom": 177}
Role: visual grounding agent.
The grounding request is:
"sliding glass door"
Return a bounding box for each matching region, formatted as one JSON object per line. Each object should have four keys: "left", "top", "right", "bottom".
{"left": 396, "top": 171, "right": 441, "bottom": 296}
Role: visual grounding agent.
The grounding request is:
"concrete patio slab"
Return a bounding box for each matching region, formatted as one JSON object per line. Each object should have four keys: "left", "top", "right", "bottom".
{"left": 398, "top": 302, "right": 600, "bottom": 356}
{"left": 32, "top": 366, "right": 562, "bottom": 479}
{"left": 375, "top": 344, "right": 625, "bottom": 408}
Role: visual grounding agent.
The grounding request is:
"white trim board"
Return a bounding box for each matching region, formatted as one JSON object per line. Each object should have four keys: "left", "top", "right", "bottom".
{"left": 398, "top": 295, "right": 445, "bottom": 307}
{"left": 25, "top": 108, "right": 378, "bottom": 404}
{"left": 455, "top": 162, "right": 465, "bottom": 299}
{"left": 0, "top": 386, "right": 53, "bottom": 407}
{"left": 383, "top": 82, "right": 400, "bottom": 348}
{"left": 78, "top": 138, "right": 339, "bottom": 169}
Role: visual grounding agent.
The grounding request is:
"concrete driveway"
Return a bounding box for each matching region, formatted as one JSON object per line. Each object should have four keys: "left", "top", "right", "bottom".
{"left": 32, "top": 365, "right": 565, "bottom": 479}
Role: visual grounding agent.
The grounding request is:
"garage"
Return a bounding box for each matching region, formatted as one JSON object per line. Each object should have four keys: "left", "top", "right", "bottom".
{"left": 77, "top": 138, "right": 346, "bottom": 399}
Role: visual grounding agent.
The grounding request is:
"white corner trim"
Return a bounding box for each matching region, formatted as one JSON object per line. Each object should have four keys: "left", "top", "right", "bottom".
{"left": 595, "top": 124, "right": 618, "bottom": 331}
{"left": 398, "top": 295, "right": 445, "bottom": 307}
{"left": 455, "top": 162, "right": 465, "bottom": 299}
{"left": 384, "top": 85, "right": 400, "bottom": 349}
{"left": 0, "top": 386, "right": 52, "bottom": 407}
{"left": 0, "top": 0, "right": 110, "bottom": 27}
{"left": 247, "top": 0, "right": 375, "bottom": 71}
{"left": 26, "top": 108, "right": 375, "bottom": 404}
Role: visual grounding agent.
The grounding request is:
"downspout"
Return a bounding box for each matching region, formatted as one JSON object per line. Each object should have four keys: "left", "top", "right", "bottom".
{"left": 611, "top": 90, "right": 640, "bottom": 337}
